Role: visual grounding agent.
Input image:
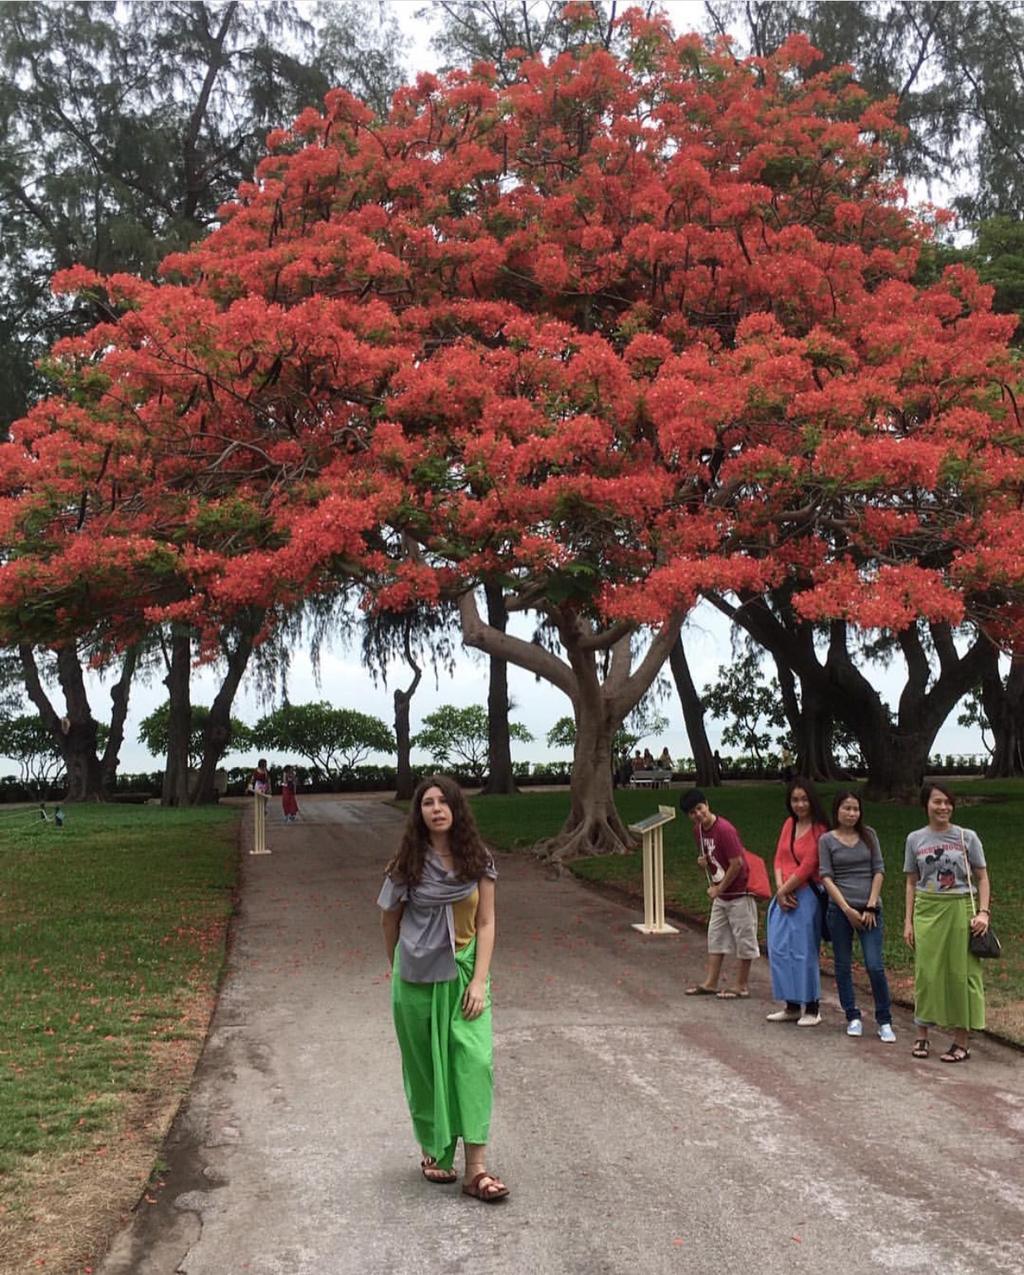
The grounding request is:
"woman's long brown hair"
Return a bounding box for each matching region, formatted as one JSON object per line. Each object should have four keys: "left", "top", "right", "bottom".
{"left": 386, "top": 774, "right": 492, "bottom": 886}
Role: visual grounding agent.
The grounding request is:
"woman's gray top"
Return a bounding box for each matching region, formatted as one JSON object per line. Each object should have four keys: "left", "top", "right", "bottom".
{"left": 377, "top": 852, "right": 497, "bottom": 983}
{"left": 818, "top": 831, "right": 884, "bottom": 910}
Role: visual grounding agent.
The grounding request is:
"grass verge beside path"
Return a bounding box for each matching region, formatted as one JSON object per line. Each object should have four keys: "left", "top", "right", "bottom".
{"left": 0, "top": 803, "right": 239, "bottom": 1275}
{"left": 471, "top": 782, "right": 1024, "bottom": 1044}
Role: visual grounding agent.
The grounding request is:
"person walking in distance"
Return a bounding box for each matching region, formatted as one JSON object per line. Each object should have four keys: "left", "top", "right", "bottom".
{"left": 281, "top": 765, "right": 299, "bottom": 822}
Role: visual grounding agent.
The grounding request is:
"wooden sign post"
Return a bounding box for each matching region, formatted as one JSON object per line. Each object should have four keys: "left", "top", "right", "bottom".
{"left": 629, "top": 805, "right": 678, "bottom": 935}
{"left": 251, "top": 791, "right": 271, "bottom": 855}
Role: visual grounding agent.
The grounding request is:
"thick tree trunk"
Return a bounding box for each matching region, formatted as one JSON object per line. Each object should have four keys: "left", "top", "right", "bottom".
{"left": 860, "top": 730, "right": 935, "bottom": 804}
{"left": 548, "top": 694, "right": 634, "bottom": 860}
{"left": 481, "top": 582, "right": 518, "bottom": 795}
{"left": 162, "top": 628, "right": 192, "bottom": 807}
{"left": 981, "top": 652, "right": 1024, "bottom": 777}
{"left": 789, "top": 680, "right": 845, "bottom": 781}
{"left": 192, "top": 623, "right": 257, "bottom": 804}
{"left": 458, "top": 590, "right": 683, "bottom": 860}
{"left": 708, "top": 591, "right": 990, "bottom": 801}
{"left": 55, "top": 646, "right": 106, "bottom": 801}
{"left": 827, "top": 623, "right": 989, "bottom": 802}
{"left": 19, "top": 642, "right": 106, "bottom": 801}
{"left": 101, "top": 645, "right": 140, "bottom": 793}
{"left": 668, "top": 635, "right": 717, "bottom": 786}
{"left": 394, "top": 646, "right": 422, "bottom": 802}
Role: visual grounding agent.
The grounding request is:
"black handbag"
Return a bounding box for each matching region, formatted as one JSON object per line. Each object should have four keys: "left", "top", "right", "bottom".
{"left": 969, "top": 926, "right": 1002, "bottom": 959}
{"left": 962, "top": 830, "right": 1001, "bottom": 960}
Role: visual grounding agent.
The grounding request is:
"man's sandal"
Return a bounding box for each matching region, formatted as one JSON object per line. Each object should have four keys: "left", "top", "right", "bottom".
{"left": 462, "top": 1171, "right": 510, "bottom": 1202}
{"left": 421, "top": 1157, "right": 457, "bottom": 1184}
{"left": 939, "top": 1043, "right": 971, "bottom": 1064}
{"left": 911, "top": 1039, "right": 930, "bottom": 1059}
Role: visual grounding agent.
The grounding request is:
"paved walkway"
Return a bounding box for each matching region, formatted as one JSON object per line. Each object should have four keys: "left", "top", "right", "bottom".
{"left": 100, "top": 798, "right": 1024, "bottom": 1275}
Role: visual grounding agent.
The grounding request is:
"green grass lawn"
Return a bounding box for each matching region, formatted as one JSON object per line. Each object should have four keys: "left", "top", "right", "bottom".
{"left": 471, "top": 781, "right": 1024, "bottom": 1040}
{"left": 0, "top": 802, "right": 238, "bottom": 1268}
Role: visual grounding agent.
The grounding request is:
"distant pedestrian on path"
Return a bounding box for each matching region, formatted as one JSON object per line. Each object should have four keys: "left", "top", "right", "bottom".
{"left": 378, "top": 774, "right": 509, "bottom": 1203}
{"left": 904, "top": 782, "right": 991, "bottom": 1064}
{"left": 281, "top": 765, "right": 299, "bottom": 822}
{"left": 819, "top": 791, "right": 895, "bottom": 1044}
{"left": 680, "top": 788, "right": 759, "bottom": 999}
{"left": 765, "top": 777, "right": 829, "bottom": 1027}
{"left": 249, "top": 759, "right": 271, "bottom": 796}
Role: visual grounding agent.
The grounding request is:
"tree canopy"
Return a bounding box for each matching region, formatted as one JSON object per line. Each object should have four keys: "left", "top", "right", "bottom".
{"left": 138, "top": 700, "right": 253, "bottom": 769}
{"left": 414, "top": 703, "right": 532, "bottom": 780}
{"left": 252, "top": 702, "right": 395, "bottom": 778}
{"left": 2, "top": 10, "right": 1023, "bottom": 843}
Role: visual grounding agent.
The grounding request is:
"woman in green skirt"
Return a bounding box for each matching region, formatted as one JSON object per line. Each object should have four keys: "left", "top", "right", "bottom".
{"left": 378, "top": 774, "right": 509, "bottom": 1202}
{"left": 903, "top": 782, "right": 992, "bottom": 1063}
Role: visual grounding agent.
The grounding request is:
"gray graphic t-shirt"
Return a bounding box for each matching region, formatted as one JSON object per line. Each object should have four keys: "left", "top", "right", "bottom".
{"left": 903, "top": 825, "right": 985, "bottom": 894}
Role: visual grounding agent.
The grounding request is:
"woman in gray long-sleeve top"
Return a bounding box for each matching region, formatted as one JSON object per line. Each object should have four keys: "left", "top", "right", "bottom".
{"left": 819, "top": 790, "right": 895, "bottom": 1043}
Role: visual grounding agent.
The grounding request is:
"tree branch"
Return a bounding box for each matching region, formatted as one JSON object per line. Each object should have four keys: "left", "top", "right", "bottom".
{"left": 458, "top": 590, "right": 576, "bottom": 700}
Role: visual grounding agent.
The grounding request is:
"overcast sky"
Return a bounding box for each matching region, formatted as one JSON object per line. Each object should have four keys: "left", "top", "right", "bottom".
{"left": 1, "top": 1, "right": 987, "bottom": 775}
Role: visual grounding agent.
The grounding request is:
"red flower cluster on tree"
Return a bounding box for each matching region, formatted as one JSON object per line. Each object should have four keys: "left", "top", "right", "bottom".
{"left": 1, "top": 11, "right": 1023, "bottom": 752}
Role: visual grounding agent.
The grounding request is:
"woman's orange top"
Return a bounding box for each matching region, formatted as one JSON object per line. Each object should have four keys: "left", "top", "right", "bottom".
{"left": 774, "top": 817, "right": 826, "bottom": 886}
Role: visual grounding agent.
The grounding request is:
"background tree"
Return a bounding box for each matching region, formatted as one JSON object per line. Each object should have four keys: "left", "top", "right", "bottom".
{"left": 139, "top": 701, "right": 254, "bottom": 771}
{"left": 361, "top": 602, "right": 458, "bottom": 799}
{"left": 3, "top": 18, "right": 1023, "bottom": 845}
{"left": 253, "top": 703, "right": 395, "bottom": 784}
{"left": 546, "top": 702, "right": 670, "bottom": 757}
{"left": 702, "top": 651, "right": 787, "bottom": 770}
{"left": 959, "top": 646, "right": 1024, "bottom": 778}
{"left": 480, "top": 582, "right": 521, "bottom": 796}
{"left": 701, "top": 1, "right": 1024, "bottom": 220}
{"left": 0, "top": 2, "right": 407, "bottom": 797}
{"left": 18, "top": 642, "right": 138, "bottom": 802}
{"left": 425, "top": 0, "right": 620, "bottom": 85}
{"left": 317, "top": 0, "right": 408, "bottom": 118}
{"left": 4, "top": 715, "right": 67, "bottom": 797}
{"left": 0, "top": 0, "right": 344, "bottom": 434}
{"left": 668, "top": 636, "right": 718, "bottom": 787}
{"left": 414, "top": 704, "right": 533, "bottom": 784}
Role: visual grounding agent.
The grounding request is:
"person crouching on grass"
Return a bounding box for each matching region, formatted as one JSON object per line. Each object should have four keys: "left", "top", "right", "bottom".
{"left": 680, "top": 788, "right": 759, "bottom": 999}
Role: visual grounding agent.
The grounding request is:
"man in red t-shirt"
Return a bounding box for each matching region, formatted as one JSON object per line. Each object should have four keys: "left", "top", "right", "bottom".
{"left": 680, "top": 788, "right": 759, "bottom": 999}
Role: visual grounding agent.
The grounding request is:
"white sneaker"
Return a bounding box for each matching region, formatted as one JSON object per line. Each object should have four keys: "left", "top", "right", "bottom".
{"left": 797, "top": 1012, "right": 821, "bottom": 1027}
{"left": 846, "top": 1018, "right": 863, "bottom": 1037}
{"left": 765, "top": 1008, "right": 801, "bottom": 1022}
{"left": 877, "top": 1024, "right": 897, "bottom": 1044}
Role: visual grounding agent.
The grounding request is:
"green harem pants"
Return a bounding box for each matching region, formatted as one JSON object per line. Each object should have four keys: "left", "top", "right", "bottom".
{"left": 391, "top": 936, "right": 493, "bottom": 1170}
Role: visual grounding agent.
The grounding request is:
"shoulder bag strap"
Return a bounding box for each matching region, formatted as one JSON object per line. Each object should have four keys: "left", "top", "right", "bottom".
{"left": 960, "top": 827, "right": 977, "bottom": 917}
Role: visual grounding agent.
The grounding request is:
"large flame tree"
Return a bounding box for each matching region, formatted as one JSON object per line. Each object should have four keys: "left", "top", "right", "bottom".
{"left": 1, "top": 8, "right": 1021, "bottom": 850}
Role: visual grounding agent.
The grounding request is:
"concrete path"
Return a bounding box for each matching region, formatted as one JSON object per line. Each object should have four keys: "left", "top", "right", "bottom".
{"left": 100, "top": 797, "right": 1024, "bottom": 1275}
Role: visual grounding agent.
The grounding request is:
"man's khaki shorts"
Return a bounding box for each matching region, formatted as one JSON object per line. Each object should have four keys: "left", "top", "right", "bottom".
{"left": 707, "top": 895, "right": 760, "bottom": 959}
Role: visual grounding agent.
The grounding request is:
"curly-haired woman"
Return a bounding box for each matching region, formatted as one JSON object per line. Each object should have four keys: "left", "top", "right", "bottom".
{"left": 378, "top": 775, "right": 509, "bottom": 1202}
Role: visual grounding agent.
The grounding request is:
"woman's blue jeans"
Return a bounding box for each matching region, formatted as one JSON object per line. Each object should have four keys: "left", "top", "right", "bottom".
{"left": 826, "top": 902, "right": 892, "bottom": 1025}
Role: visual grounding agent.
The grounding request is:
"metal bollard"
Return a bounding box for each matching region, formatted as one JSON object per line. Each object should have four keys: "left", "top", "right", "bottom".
{"left": 629, "top": 805, "right": 678, "bottom": 935}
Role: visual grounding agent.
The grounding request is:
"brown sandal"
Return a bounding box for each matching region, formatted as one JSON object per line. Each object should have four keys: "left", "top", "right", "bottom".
{"left": 940, "top": 1043, "right": 970, "bottom": 1064}
{"left": 462, "top": 1170, "right": 510, "bottom": 1202}
{"left": 911, "top": 1038, "right": 930, "bottom": 1059}
{"left": 421, "top": 1157, "right": 457, "bottom": 1184}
